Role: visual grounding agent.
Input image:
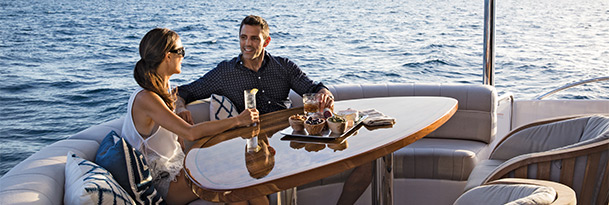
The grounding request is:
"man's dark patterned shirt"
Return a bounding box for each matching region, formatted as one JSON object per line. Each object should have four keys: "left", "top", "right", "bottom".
{"left": 178, "top": 51, "right": 327, "bottom": 114}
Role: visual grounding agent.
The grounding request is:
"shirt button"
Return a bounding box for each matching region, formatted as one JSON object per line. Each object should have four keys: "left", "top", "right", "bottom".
{"left": 258, "top": 77, "right": 261, "bottom": 79}
{"left": 268, "top": 101, "right": 271, "bottom": 104}
{"left": 262, "top": 90, "right": 265, "bottom": 93}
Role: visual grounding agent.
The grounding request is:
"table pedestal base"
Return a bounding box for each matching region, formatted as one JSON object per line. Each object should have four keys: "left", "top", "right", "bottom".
{"left": 372, "top": 153, "right": 393, "bottom": 205}
{"left": 276, "top": 187, "right": 297, "bottom": 205}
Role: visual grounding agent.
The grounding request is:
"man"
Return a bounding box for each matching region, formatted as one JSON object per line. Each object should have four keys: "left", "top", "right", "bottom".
{"left": 176, "top": 15, "right": 368, "bottom": 205}
{"left": 175, "top": 15, "right": 334, "bottom": 124}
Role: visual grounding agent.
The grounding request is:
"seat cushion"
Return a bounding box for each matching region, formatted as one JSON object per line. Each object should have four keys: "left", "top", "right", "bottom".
{"left": 454, "top": 183, "right": 556, "bottom": 205}
{"left": 394, "top": 138, "right": 490, "bottom": 181}
{"left": 464, "top": 159, "right": 506, "bottom": 191}
{"left": 0, "top": 139, "right": 100, "bottom": 205}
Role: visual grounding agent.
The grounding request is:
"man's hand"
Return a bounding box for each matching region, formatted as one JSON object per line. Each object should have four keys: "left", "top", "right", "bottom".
{"left": 175, "top": 96, "right": 194, "bottom": 125}
{"left": 317, "top": 88, "right": 335, "bottom": 111}
{"left": 176, "top": 108, "right": 194, "bottom": 125}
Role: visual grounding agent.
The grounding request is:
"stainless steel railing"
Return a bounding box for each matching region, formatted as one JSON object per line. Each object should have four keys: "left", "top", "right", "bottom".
{"left": 483, "top": 0, "right": 495, "bottom": 86}
{"left": 535, "top": 76, "right": 609, "bottom": 100}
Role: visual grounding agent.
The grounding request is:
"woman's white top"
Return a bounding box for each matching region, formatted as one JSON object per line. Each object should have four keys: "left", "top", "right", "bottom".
{"left": 121, "top": 88, "right": 184, "bottom": 196}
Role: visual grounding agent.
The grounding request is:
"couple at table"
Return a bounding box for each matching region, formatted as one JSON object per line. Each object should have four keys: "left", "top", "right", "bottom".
{"left": 127, "top": 15, "right": 369, "bottom": 204}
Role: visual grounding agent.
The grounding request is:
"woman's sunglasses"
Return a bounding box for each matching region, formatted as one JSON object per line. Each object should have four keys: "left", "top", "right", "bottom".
{"left": 169, "top": 47, "right": 185, "bottom": 57}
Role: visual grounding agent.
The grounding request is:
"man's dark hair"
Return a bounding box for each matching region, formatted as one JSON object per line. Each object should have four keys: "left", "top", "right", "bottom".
{"left": 239, "top": 15, "right": 269, "bottom": 39}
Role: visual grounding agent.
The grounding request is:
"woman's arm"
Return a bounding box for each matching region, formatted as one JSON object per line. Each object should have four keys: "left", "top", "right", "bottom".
{"left": 134, "top": 90, "right": 259, "bottom": 141}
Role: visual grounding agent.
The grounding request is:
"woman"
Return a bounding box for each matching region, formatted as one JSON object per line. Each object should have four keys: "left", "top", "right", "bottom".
{"left": 125, "top": 28, "right": 260, "bottom": 204}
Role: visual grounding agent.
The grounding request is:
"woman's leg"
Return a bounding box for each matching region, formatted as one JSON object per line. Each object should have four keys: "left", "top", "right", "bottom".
{"left": 164, "top": 170, "right": 199, "bottom": 205}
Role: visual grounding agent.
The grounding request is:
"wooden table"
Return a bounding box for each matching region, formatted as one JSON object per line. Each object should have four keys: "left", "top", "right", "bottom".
{"left": 184, "top": 96, "right": 458, "bottom": 203}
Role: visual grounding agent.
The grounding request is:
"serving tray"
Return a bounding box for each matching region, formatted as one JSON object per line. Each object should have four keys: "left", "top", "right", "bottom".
{"left": 280, "top": 114, "right": 367, "bottom": 143}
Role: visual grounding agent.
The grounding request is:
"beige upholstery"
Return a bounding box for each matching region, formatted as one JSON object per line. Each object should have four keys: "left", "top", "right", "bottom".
{"left": 285, "top": 83, "right": 498, "bottom": 204}
{"left": 0, "top": 118, "right": 121, "bottom": 205}
{"left": 291, "top": 83, "right": 497, "bottom": 143}
{"left": 294, "top": 84, "right": 496, "bottom": 187}
{"left": 455, "top": 178, "right": 576, "bottom": 205}
{"left": 465, "top": 115, "right": 609, "bottom": 205}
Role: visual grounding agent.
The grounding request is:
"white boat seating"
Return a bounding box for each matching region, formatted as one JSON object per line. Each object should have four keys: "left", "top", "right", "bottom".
{"left": 454, "top": 178, "right": 576, "bottom": 205}
{"left": 289, "top": 83, "right": 497, "bottom": 204}
{"left": 0, "top": 118, "right": 123, "bottom": 205}
{"left": 464, "top": 115, "right": 609, "bottom": 205}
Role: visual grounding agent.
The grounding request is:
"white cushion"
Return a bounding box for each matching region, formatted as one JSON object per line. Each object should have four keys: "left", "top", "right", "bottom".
{"left": 209, "top": 94, "right": 239, "bottom": 121}
{"left": 454, "top": 183, "right": 556, "bottom": 205}
{"left": 394, "top": 138, "right": 489, "bottom": 180}
{"left": 64, "top": 151, "right": 135, "bottom": 204}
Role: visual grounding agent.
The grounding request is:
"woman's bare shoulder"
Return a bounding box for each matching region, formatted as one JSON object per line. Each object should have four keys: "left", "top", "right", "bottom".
{"left": 134, "top": 89, "right": 164, "bottom": 109}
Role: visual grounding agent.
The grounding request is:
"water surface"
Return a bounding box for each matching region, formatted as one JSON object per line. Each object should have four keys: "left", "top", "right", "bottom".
{"left": 1, "top": 0, "right": 608, "bottom": 176}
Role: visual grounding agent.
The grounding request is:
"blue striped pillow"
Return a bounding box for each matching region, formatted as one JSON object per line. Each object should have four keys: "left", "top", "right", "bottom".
{"left": 64, "top": 151, "right": 135, "bottom": 204}
{"left": 95, "top": 131, "right": 165, "bottom": 205}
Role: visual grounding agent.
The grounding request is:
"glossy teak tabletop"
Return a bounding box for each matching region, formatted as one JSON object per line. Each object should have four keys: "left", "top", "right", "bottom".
{"left": 184, "top": 96, "right": 458, "bottom": 202}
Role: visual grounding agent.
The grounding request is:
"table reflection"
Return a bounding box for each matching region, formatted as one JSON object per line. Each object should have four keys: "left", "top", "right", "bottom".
{"left": 245, "top": 133, "right": 276, "bottom": 179}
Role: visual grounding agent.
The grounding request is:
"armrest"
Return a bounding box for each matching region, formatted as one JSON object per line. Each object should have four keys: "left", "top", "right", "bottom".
{"left": 484, "top": 139, "right": 609, "bottom": 205}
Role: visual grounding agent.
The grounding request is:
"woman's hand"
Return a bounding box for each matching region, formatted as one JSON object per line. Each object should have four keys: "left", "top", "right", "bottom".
{"left": 236, "top": 108, "right": 260, "bottom": 127}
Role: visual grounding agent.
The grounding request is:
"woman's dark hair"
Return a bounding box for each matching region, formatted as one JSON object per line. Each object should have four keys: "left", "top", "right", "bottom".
{"left": 134, "top": 28, "right": 179, "bottom": 110}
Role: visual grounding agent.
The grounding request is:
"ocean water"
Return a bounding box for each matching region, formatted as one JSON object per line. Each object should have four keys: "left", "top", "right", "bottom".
{"left": 1, "top": 0, "right": 608, "bottom": 176}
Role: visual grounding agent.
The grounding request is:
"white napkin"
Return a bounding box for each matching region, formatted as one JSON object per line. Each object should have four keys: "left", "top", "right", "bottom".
{"left": 360, "top": 109, "right": 396, "bottom": 126}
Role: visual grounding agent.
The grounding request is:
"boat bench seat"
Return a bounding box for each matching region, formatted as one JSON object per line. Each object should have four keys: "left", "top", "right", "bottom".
{"left": 289, "top": 83, "right": 497, "bottom": 204}
{"left": 0, "top": 118, "right": 123, "bottom": 205}
{"left": 295, "top": 83, "right": 496, "bottom": 180}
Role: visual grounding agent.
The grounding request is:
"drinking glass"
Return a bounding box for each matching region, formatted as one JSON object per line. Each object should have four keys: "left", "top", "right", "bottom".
{"left": 246, "top": 136, "right": 259, "bottom": 153}
{"left": 303, "top": 93, "right": 320, "bottom": 116}
{"left": 244, "top": 89, "right": 257, "bottom": 109}
{"left": 244, "top": 89, "right": 258, "bottom": 127}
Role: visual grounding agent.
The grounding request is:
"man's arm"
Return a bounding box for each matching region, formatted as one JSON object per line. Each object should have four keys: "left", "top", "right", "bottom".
{"left": 280, "top": 57, "right": 334, "bottom": 110}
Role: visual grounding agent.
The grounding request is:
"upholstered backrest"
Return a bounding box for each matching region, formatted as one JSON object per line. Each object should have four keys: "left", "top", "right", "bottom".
{"left": 290, "top": 83, "right": 497, "bottom": 143}
{"left": 491, "top": 115, "right": 609, "bottom": 160}
{"left": 0, "top": 140, "right": 101, "bottom": 204}
{"left": 69, "top": 117, "right": 124, "bottom": 143}
{"left": 186, "top": 83, "right": 496, "bottom": 143}
{"left": 186, "top": 99, "right": 212, "bottom": 123}
{"left": 482, "top": 115, "right": 609, "bottom": 204}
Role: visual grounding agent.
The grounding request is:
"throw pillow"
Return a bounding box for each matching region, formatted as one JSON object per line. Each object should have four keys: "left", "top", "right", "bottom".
{"left": 64, "top": 151, "right": 135, "bottom": 205}
{"left": 210, "top": 94, "right": 239, "bottom": 121}
{"left": 95, "top": 131, "right": 165, "bottom": 205}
